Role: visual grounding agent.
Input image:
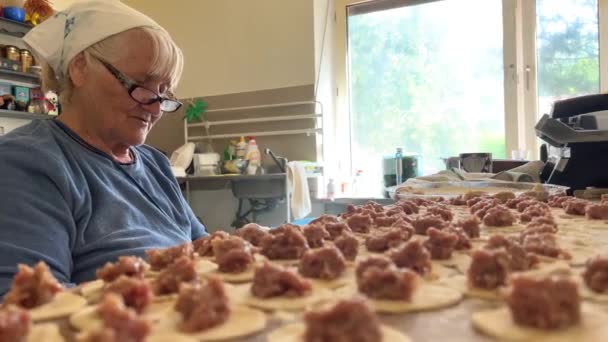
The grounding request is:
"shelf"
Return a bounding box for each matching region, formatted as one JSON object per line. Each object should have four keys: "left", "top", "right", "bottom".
{"left": 203, "top": 101, "right": 318, "bottom": 114}
{"left": 177, "top": 173, "right": 287, "bottom": 182}
{"left": 0, "top": 109, "right": 51, "bottom": 120}
{"left": 0, "top": 17, "right": 33, "bottom": 38}
{"left": 0, "top": 68, "right": 39, "bottom": 80}
{"left": 187, "top": 128, "right": 322, "bottom": 141}
{"left": 187, "top": 114, "right": 321, "bottom": 128}
{"left": 0, "top": 68, "right": 40, "bottom": 86}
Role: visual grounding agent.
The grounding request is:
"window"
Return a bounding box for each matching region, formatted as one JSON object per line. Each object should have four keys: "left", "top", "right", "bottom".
{"left": 536, "top": 0, "right": 599, "bottom": 117}
{"left": 347, "top": 0, "right": 505, "bottom": 195}
{"left": 333, "top": 0, "right": 608, "bottom": 196}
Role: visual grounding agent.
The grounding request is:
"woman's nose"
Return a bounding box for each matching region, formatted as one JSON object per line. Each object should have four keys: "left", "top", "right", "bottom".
{"left": 140, "top": 100, "right": 162, "bottom": 116}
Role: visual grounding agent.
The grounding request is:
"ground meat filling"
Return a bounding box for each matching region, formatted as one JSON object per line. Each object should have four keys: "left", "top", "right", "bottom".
{"left": 298, "top": 246, "right": 346, "bottom": 280}
{"left": 346, "top": 213, "right": 374, "bottom": 234}
{"left": 548, "top": 195, "right": 571, "bottom": 208}
{"left": 526, "top": 216, "right": 557, "bottom": 230}
{"left": 396, "top": 200, "right": 420, "bottom": 214}
{"left": 97, "top": 256, "right": 150, "bottom": 282}
{"left": 355, "top": 256, "right": 393, "bottom": 278}
{"left": 0, "top": 305, "right": 30, "bottom": 342}
{"left": 520, "top": 224, "right": 558, "bottom": 242}
{"left": 146, "top": 243, "right": 195, "bottom": 271}
{"left": 303, "top": 224, "right": 330, "bottom": 248}
{"left": 507, "top": 275, "right": 580, "bottom": 330}
{"left": 260, "top": 225, "right": 309, "bottom": 260}
{"left": 520, "top": 203, "right": 552, "bottom": 223}
{"left": 303, "top": 298, "right": 382, "bottom": 342}
{"left": 522, "top": 233, "right": 568, "bottom": 259}
{"left": 324, "top": 222, "right": 352, "bottom": 240}
{"left": 453, "top": 216, "right": 481, "bottom": 238}
{"left": 3, "top": 262, "right": 63, "bottom": 309}
{"left": 357, "top": 265, "right": 418, "bottom": 301}
{"left": 309, "top": 214, "right": 340, "bottom": 226}
{"left": 412, "top": 214, "right": 448, "bottom": 235}
{"left": 444, "top": 227, "right": 472, "bottom": 250}
{"left": 423, "top": 228, "right": 458, "bottom": 260}
{"left": 235, "top": 224, "right": 270, "bottom": 247}
{"left": 152, "top": 256, "right": 199, "bottom": 296}
{"left": 192, "top": 232, "right": 230, "bottom": 258}
{"left": 468, "top": 249, "right": 510, "bottom": 289}
{"left": 484, "top": 235, "right": 538, "bottom": 272}
{"left": 103, "top": 276, "right": 152, "bottom": 314}
{"left": 427, "top": 205, "right": 454, "bottom": 222}
{"left": 374, "top": 215, "right": 400, "bottom": 227}
{"left": 387, "top": 240, "right": 432, "bottom": 276}
{"left": 251, "top": 263, "right": 312, "bottom": 298}
{"left": 90, "top": 294, "right": 151, "bottom": 342}
{"left": 586, "top": 204, "right": 608, "bottom": 220}
{"left": 505, "top": 197, "right": 530, "bottom": 209}
{"left": 365, "top": 227, "right": 412, "bottom": 253}
{"left": 174, "top": 278, "right": 230, "bottom": 333}
{"left": 583, "top": 255, "right": 608, "bottom": 293}
{"left": 212, "top": 236, "right": 254, "bottom": 273}
{"left": 333, "top": 233, "right": 359, "bottom": 261}
{"left": 482, "top": 205, "right": 516, "bottom": 227}
{"left": 516, "top": 199, "right": 540, "bottom": 213}
{"left": 563, "top": 198, "right": 589, "bottom": 216}
{"left": 466, "top": 196, "right": 485, "bottom": 207}
{"left": 470, "top": 199, "right": 501, "bottom": 218}
{"left": 385, "top": 206, "right": 405, "bottom": 216}
{"left": 446, "top": 195, "right": 467, "bottom": 206}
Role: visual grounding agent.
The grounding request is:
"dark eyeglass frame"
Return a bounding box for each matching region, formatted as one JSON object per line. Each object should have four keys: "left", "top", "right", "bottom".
{"left": 93, "top": 56, "right": 182, "bottom": 113}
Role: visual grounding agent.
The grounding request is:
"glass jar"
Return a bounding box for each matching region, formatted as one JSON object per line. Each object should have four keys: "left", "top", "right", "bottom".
{"left": 5, "top": 46, "right": 19, "bottom": 61}
{"left": 20, "top": 49, "right": 33, "bottom": 72}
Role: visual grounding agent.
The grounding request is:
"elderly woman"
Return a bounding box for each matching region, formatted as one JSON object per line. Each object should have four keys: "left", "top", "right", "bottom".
{"left": 0, "top": 0, "right": 206, "bottom": 294}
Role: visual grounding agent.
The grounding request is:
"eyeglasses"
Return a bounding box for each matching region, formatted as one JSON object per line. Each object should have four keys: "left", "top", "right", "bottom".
{"left": 93, "top": 56, "right": 182, "bottom": 113}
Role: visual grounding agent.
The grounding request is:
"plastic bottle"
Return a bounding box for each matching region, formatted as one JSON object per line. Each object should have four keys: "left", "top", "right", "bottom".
{"left": 228, "top": 140, "right": 237, "bottom": 159}
{"left": 245, "top": 137, "right": 261, "bottom": 175}
{"left": 395, "top": 148, "right": 403, "bottom": 185}
{"left": 327, "top": 178, "right": 335, "bottom": 201}
{"left": 235, "top": 136, "right": 247, "bottom": 159}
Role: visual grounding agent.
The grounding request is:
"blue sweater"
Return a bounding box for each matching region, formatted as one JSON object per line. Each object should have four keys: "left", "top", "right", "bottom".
{"left": 0, "top": 119, "right": 206, "bottom": 295}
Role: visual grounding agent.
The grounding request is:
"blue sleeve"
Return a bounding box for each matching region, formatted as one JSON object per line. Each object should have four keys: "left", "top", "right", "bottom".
{"left": 186, "top": 197, "right": 207, "bottom": 240}
{"left": 0, "top": 147, "right": 74, "bottom": 295}
{"left": 143, "top": 145, "right": 208, "bottom": 240}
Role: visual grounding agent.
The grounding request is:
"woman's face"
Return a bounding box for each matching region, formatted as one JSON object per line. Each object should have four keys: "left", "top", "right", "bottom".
{"left": 79, "top": 30, "right": 171, "bottom": 148}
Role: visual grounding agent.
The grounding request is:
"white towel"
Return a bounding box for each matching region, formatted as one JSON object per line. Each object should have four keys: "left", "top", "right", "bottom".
{"left": 287, "top": 161, "right": 311, "bottom": 220}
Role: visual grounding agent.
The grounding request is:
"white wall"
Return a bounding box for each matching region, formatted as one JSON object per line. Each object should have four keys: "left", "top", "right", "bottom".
{"left": 122, "top": 0, "right": 315, "bottom": 99}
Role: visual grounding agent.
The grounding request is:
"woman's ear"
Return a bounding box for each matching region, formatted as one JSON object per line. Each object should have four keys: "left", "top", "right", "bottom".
{"left": 67, "top": 53, "right": 89, "bottom": 87}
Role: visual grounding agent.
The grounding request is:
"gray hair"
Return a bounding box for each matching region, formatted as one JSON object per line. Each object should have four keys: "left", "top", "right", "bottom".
{"left": 41, "top": 26, "right": 184, "bottom": 107}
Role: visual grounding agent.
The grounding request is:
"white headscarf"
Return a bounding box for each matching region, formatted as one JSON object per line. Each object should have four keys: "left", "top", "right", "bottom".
{"left": 23, "top": 0, "right": 163, "bottom": 79}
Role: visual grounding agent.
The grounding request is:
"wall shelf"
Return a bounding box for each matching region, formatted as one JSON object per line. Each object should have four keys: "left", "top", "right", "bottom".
{"left": 0, "top": 68, "right": 40, "bottom": 86}
{"left": 188, "top": 128, "right": 322, "bottom": 141}
{"left": 0, "top": 17, "right": 32, "bottom": 38}
{"left": 203, "top": 100, "right": 319, "bottom": 113}
{"left": 187, "top": 113, "right": 321, "bottom": 128}
{"left": 0, "top": 109, "right": 50, "bottom": 120}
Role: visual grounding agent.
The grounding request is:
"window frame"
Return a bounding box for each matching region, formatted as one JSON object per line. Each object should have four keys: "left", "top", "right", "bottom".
{"left": 333, "top": 0, "right": 608, "bottom": 179}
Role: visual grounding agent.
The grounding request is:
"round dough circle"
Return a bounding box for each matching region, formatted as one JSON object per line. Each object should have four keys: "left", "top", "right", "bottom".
{"left": 267, "top": 322, "right": 411, "bottom": 342}
{"left": 472, "top": 304, "right": 608, "bottom": 342}
{"left": 153, "top": 305, "right": 267, "bottom": 341}
{"left": 30, "top": 292, "right": 87, "bottom": 321}
{"left": 336, "top": 283, "right": 462, "bottom": 313}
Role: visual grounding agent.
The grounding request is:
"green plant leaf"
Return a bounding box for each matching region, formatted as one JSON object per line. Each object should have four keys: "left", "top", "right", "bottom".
{"left": 184, "top": 99, "right": 208, "bottom": 123}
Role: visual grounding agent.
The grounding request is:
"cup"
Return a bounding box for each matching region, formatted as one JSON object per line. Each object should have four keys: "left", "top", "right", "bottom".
{"left": 511, "top": 150, "right": 529, "bottom": 160}
{"left": 459, "top": 153, "right": 492, "bottom": 173}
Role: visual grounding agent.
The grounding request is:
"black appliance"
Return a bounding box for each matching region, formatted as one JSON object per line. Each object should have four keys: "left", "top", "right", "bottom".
{"left": 536, "top": 93, "right": 608, "bottom": 192}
